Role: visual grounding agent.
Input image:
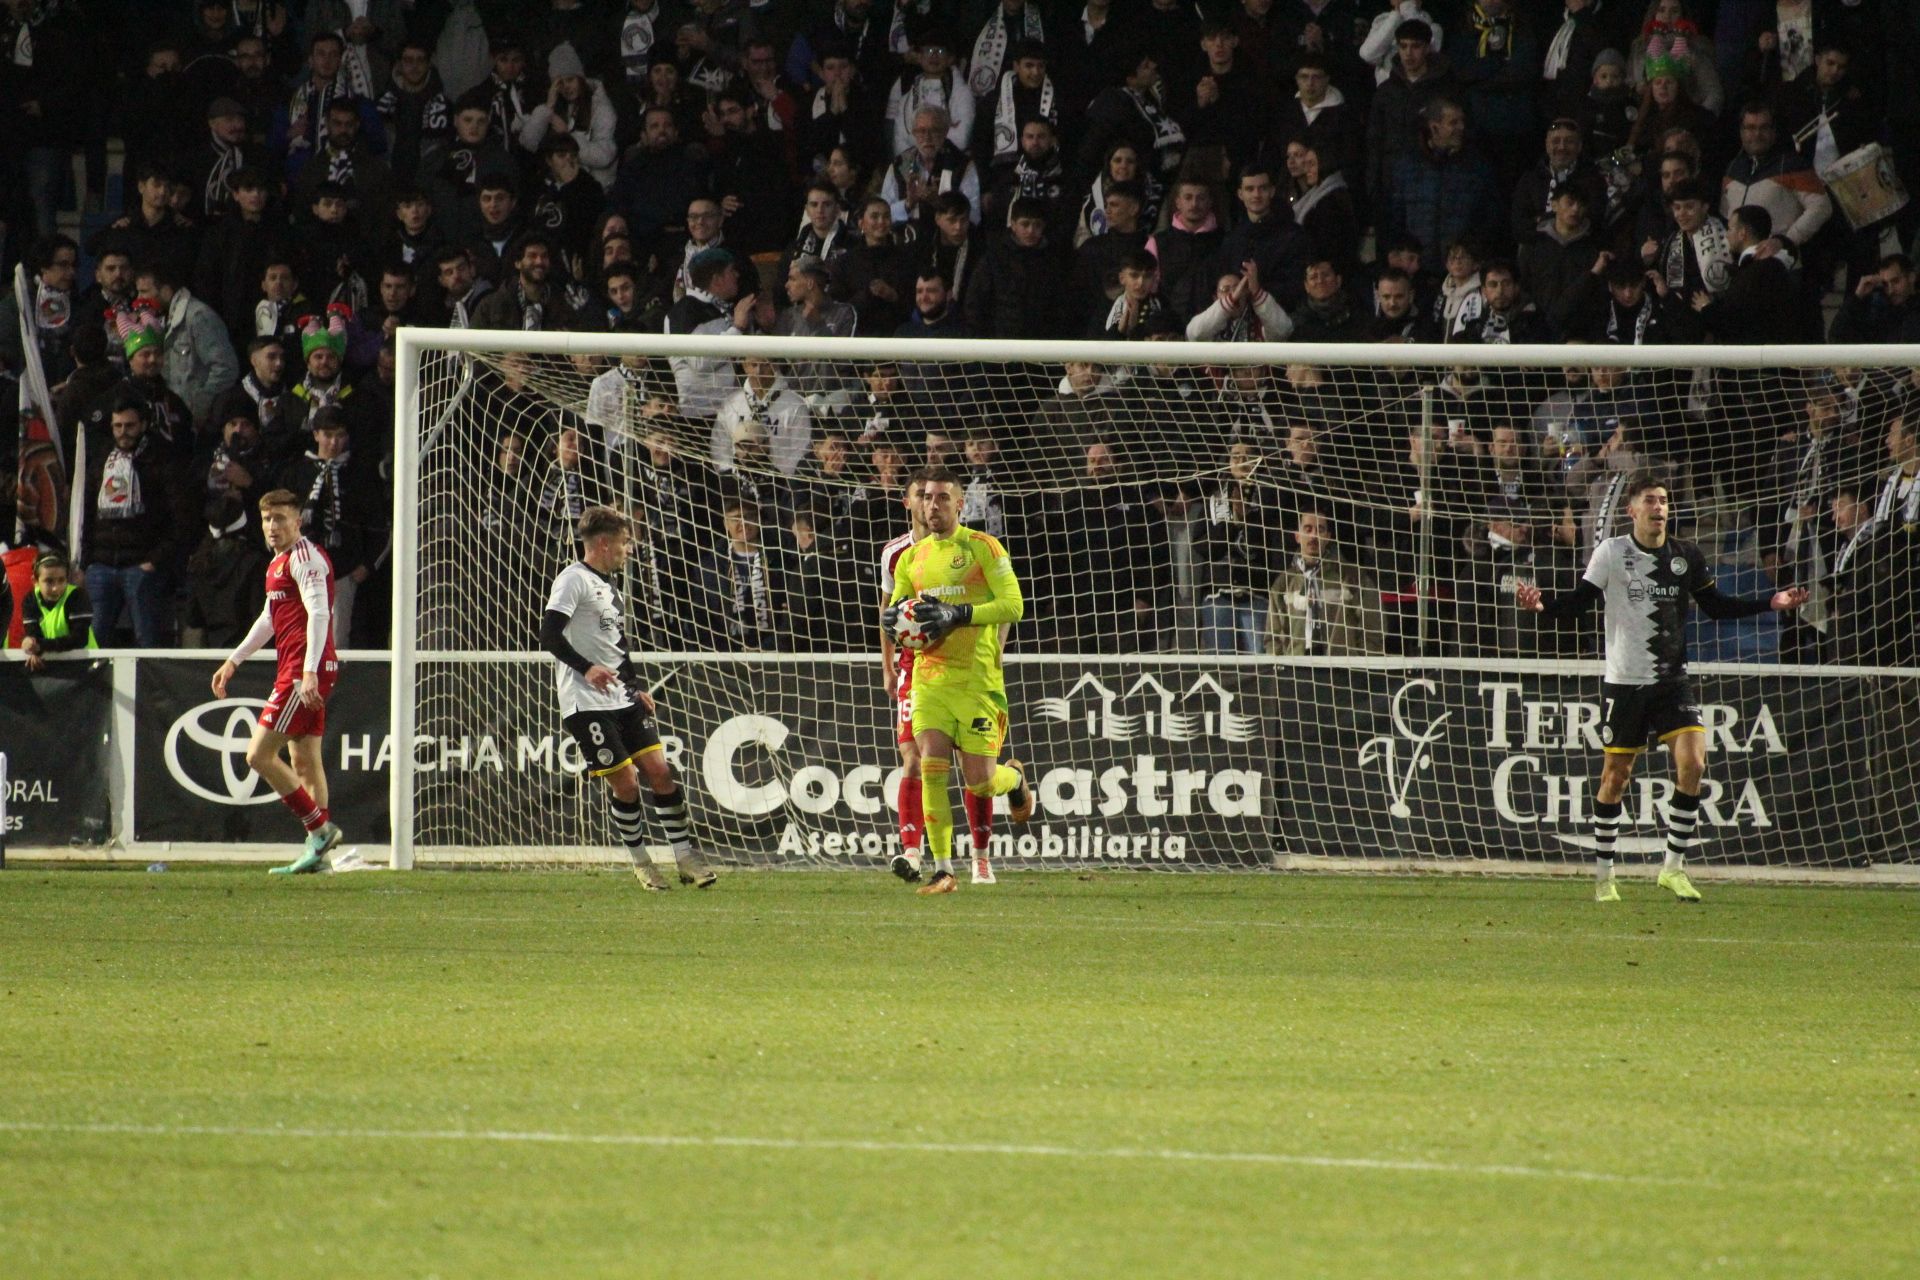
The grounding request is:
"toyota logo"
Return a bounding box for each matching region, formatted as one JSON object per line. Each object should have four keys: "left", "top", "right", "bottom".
{"left": 164, "top": 698, "right": 275, "bottom": 805}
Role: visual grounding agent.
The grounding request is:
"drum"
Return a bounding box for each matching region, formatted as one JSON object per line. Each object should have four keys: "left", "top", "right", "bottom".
{"left": 1821, "top": 143, "right": 1910, "bottom": 231}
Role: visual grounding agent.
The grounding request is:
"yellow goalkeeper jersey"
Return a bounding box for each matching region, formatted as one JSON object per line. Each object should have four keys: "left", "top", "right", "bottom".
{"left": 889, "top": 524, "right": 1024, "bottom": 695}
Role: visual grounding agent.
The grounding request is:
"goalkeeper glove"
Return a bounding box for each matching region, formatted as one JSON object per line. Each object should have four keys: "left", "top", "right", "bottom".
{"left": 909, "top": 594, "right": 971, "bottom": 643}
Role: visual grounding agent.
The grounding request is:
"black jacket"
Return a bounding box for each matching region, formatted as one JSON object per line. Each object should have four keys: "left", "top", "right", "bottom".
{"left": 80, "top": 434, "right": 193, "bottom": 569}
{"left": 967, "top": 234, "right": 1069, "bottom": 340}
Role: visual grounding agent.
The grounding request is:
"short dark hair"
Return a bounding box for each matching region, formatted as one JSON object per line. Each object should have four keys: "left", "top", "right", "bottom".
{"left": 1731, "top": 203, "right": 1773, "bottom": 241}
{"left": 33, "top": 550, "right": 70, "bottom": 577}
{"left": 1375, "top": 266, "right": 1412, "bottom": 287}
{"left": 1482, "top": 258, "right": 1517, "bottom": 281}
{"left": 135, "top": 259, "right": 187, "bottom": 290}
{"left": 434, "top": 245, "right": 473, "bottom": 270}
{"left": 931, "top": 191, "right": 971, "bottom": 219}
{"left": 1625, "top": 470, "right": 1669, "bottom": 502}
{"left": 511, "top": 231, "right": 556, "bottom": 263}
{"left": 109, "top": 396, "right": 149, "bottom": 422}
{"left": 1667, "top": 177, "right": 1712, "bottom": 205}
{"left": 915, "top": 269, "right": 950, "bottom": 289}
{"left": 309, "top": 30, "right": 345, "bottom": 53}
{"left": 1006, "top": 196, "right": 1048, "bottom": 224}
{"left": 577, "top": 505, "right": 628, "bottom": 541}
{"left": 1395, "top": 18, "right": 1433, "bottom": 44}
{"left": 29, "top": 233, "right": 78, "bottom": 274}
{"left": 310, "top": 406, "right": 351, "bottom": 434}
{"left": 1118, "top": 248, "right": 1157, "bottom": 275}
{"left": 231, "top": 165, "right": 272, "bottom": 192}
{"left": 1237, "top": 160, "right": 1277, "bottom": 187}
{"left": 688, "top": 251, "right": 735, "bottom": 290}
{"left": 477, "top": 175, "right": 517, "bottom": 197}
{"left": 1882, "top": 253, "right": 1916, "bottom": 275}
{"left": 910, "top": 464, "right": 960, "bottom": 488}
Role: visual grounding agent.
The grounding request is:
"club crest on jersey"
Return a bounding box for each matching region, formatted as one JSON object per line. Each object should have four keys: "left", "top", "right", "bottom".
{"left": 950, "top": 551, "right": 968, "bottom": 569}
{"left": 596, "top": 748, "right": 614, "bottom": 766}
{"left": 1670, "top": 557, "right": 1686, "bottom": 575}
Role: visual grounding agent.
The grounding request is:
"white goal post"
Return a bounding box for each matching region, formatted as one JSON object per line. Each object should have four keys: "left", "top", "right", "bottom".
{"left": 391, "top": 330, "right": 1920, "bottom": 876}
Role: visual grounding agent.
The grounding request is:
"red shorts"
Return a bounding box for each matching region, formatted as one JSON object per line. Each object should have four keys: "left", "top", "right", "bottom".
{"left": 260, "top": 667, "right": 338, "bottom": 739}
{"left": 895, "top": 665, "right": 915, "bottom": 746}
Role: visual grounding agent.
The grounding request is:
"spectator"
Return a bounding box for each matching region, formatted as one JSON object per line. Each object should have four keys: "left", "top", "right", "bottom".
{"left": 958, "top": 430, "right": 1008, "bottom": 537}
{"left": 135, "top": 261, "right": 240, "bottom": 433}
{"left": 290, "top": 309, "right": 354, "bottom": 414}
{"left": 1077, "top": 50, "right": 1186, "bottom": 185}
{"left": 1628, "top": 0, "right": 1724, "bottom": 115}
{"left": 1631, "top": 148, "right": 1698, "bottom": 268}
{"left": 482, "top": 36, "right": 541, "bottom": 155}
{"left": 459, "top": 176, "right": 527, "bottom": 287}
{"left": 1450, "top": 0, "right": 1541, "bottom": 186}
{"left": 198, "top": 403, "right": 273, "bottom": 524}
{"left": 1452, "top": 259, "right": 1552, "bottom": 342}
{"left": 1365, "top": 19, "right": 1457, "bottom": 208}
{"left": 1384, "top": 97, "right": 1499, "bottom": 264}
{"left": 376, "top": 39, "right": 452, "bottom": 187}
{"left": 181, "top": 491, "right": 270, "bottom": 649}
{"left": 1290, "top": 259, "right": 1370, "bottom": 342}
{"left": 1466, "top": 424, "right": 1568, "bottom": 654}
{"left": 665, "top": 247, "right": 755, "bottom": 420}
{"left": 0, "top": 234, "right": 79, "bottom": 384}
{"left": 1830, "top": 256, "right": 1920, "bottom": 345}
{"left": 670, "top": 197, "right": 728, "bottom": 298}
{"left": 1182, "top": 257, "right": 1290, "bottom": 339}
{"left": 833, "top": 196, "right": 917, "bottom": 335}
{"left": 966, "top": 198, "right": 1067, "bottom": 339}
{"left": 120, "top": 42, "right": 200, "bottom": 184}
{"left": 292, "top": 182, "right": 371, "bottom": 309}
{"left": 984, "top": 117, "right": 1070, "bottom": 231}
{"left": 1267, "top": 509, "right": 1386, "bottom": 656}
{"left": 432, "top": 246, "right": 490, "bottom": 326}
{"left": 1285, "top": 139, "right": 1359, "bottom": 278}
{"left": 193, "top": 168, "right": 290, "bottom": 350}
{"left": 881, "top": 105, "right": 982, "bottom": 235}
{"left": 1360, "top": 2, "right": 1447, "bottom": 86}
{"left": 363, "top": 260, "right": 427, "bottom": 343}
{"left": 895, "top": 270, "right": 971, "bottom": 339}
{"left": 1091, "top": 248, "right": 1169, "bottom": 340}
{"left": 1369, "top": 266, "right": 1428, "bottom": 340}
{"left": 1217, "top": 161, "right": 1313, "bottom": 309}
{"left": 802, "top": 44, "right": 880, "bottom": 174}
{"left": 612, "top": 108, "right": 708, "bottom": 244}
{"left": 90, "top": 161, "right": 199, "bottom": 286}
{"left": 715, "top": 356, "right": 812, "bottom": 477}
{"left": 1275, "top": 56, "right": 1363, "bottom": 191}
{"left": 1830, "top": 411, "right": 1920, "bottom": 666}
{"left": 887, "top": 31, "right": 974, "bottom": 156}
{"left": 914, "top": 193, "right": 984, "bottom": 302}
{"left": 1070, "top": 179, "right": 1150, "bottom": 317}
{"left": 1540, "top": 0, "right": 1614, "bottom": 119}
{"left": 1180, "top": 21, "right": 1272, "bottom": 173}
{"left": 1510, "top": 118, "right": 1609, "bottom": 246}
{"left": 1580, "top": 48, "right": 1636, "bottom": 159}
{"left": 213, "top": 338, "right": 299, "bottom": 460}
{"left": 1518, "top": 182, "right": 1604, "bottom": 334}
{"left": 1075, "top": 141, "right": 1161, "bottom": 247}
{"left": 426, "top": 89, "right": 516, "bottom": 219}
{"left": 1651, "top": 177, "right": 1731, "bottom": 299}
{"left": 1625, "top": 66, "right": 1719, "bottom": 175}
{"left": 373, "top": 188, "right": 449, "bottom": 283}
{"left": 79, "top": 397, "right": 191, "bottom": 647}
{"left": 1055, "top": 441, "right": 1169, "bottom": 652}
{"left": 974, "top": 37, "right": 1055, "bottom": 173}
{"left": 1719, "top": 101, "right": 1832, "bottom": 274}
{"left": 18, "top": 552, "right": 97, "bottom": 669}
{"left": 277, "top": 31, "right": 356, "bottom": 176}
{"left": 1690, "top": 205, "right": 1800, "bottom": 344}
{"left": 517, "top": 44, "right": 618, "bottom": 190}
{"left": 710, "top": 499, "right": 783, "bottom": 651}
{"left": 772, "top": 509, "right": 851, "bottom": 650}
{"left": 469, "top": 233, "right": 581, "bottom": 332}
{"left": 780, "top": 184, "right": 852, "bottom": 284}
{"left": 774, "top": 259, "right": 859, "bottom": 402}
{"left": 1191, "top": 441, "right": 1278, "bottom": 653}
{"left": 180, "top": 97, "right": 272, "bottom": 224}
{"left": 529, "top": 136, "right": 608, "bottom": 274}
{"left": 1563, "top": 252, "right": 1696, "bottom": 344}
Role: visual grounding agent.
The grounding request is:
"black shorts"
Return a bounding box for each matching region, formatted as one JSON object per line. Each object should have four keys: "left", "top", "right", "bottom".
{"left": 563, "top": 703, "right": 663, "bottom": 777}
{"left": 1600, "top": 681, "right": 1704, "bottom": 754}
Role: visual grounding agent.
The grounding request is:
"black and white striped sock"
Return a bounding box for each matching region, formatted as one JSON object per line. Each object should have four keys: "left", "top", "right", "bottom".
{"left": 645, "top": 785, "right": 693, "bottom": 859}
{"left": 1592, "top": 798, "right": 1623, "bottom": 882}
{"left": 610, "top": 795, "right": 649, "bottom": 868}
{"left": 1664, "top": 790, "right": 1701, "bottom": 872}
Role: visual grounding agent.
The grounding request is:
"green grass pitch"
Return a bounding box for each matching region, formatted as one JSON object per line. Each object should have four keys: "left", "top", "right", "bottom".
{"left": 1, "top": 869, "right": 1915, "bottom": 1278}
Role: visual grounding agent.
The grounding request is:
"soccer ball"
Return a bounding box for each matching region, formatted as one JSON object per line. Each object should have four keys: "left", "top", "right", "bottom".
{"left": 891, "top": 598, "right": 941, "bottom": 652}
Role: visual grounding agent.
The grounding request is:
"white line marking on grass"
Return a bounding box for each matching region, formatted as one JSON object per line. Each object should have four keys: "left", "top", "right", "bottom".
{"left": 0, "top": 1120, "right": 1682, "bottom": 1186}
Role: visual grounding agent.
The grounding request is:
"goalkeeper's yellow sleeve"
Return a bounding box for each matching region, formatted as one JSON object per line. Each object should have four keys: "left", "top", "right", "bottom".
{"left": 966, "top": 536, "right": 1023, "bottom": 627}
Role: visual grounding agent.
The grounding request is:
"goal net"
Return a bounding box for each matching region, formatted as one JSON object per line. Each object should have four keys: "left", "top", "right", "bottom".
{"left": 392, "top": 333, "right": 1920, "bottom": 876}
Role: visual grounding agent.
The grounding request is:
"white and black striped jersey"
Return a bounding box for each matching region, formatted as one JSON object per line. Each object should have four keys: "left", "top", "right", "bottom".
{"left": 545, "top": 562, "right": 633, "bottom": 717}
{"left": 1581, "top": 536, "right": 1716, "bottom": 685}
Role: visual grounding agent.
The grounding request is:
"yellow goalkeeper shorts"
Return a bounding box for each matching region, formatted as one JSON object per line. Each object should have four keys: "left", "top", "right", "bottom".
{"left": 911, "top": 685, "right": 1008, "bottom": 757}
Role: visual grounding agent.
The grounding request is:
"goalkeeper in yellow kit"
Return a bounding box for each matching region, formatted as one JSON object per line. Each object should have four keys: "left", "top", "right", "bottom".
{"left": 883, "top": 466, "right": 1034, "bottom": 894}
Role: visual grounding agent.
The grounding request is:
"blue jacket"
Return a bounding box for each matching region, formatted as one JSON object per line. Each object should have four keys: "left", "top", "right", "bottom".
{"left": 1386, "top": 144, "right": 1501, "bottom": 261}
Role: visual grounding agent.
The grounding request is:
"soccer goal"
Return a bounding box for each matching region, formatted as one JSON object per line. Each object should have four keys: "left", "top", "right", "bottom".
{"left": 391, "top": 330, "right": 1920, "bottom": 877}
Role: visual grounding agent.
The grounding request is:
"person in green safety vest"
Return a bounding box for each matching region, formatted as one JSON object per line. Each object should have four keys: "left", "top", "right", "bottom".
{"left": 20, "top": 552, "right": 98, "bottom": 672}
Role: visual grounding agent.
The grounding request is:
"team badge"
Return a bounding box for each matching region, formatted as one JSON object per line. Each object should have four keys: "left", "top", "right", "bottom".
{"left": 950, "top": 552, "right": 968, "bottom": 569}
{"left": 597, "top": 748, "right": 614, "bottom": 766}
{"left": 1670, "top": 557, "right": 1686, "bottom": 575}
{"left": 1601, "top": 724, "right": 1614, "bottom": 744}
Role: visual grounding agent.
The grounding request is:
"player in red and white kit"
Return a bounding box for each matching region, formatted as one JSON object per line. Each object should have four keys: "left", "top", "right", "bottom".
{"left": 878, "top": 475, "right": 998, "bottom": 886}
{"left": 211, "top": 489, "right": 343, "bottom": 874}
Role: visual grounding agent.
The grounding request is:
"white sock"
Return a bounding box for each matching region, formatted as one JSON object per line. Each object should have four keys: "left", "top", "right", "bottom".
{"left": 1595, "top": 857, "right": 1614, "bottom": 883}
{"left": 1663, "top": 849, "right": 1683, "bottom": 873}
{"left": 934, "top": 856, "right": 952, "bottom": 875}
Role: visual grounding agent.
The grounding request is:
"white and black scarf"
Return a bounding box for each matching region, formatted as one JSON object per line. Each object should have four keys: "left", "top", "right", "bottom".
{"left": 96, "top": 437, "right": 147, "bottom": 519}
{"left": 1081, "top": 169, "right": 1162, "bottom": 237}
{"left": 969, "top": 3, "right": 1043, "bottom": 98}
{"left": 298, "top": 372, "right": 347, "bottom": 409}
{"left": 896, "top": 67, "right": 960, "bottom": 137}
{"left": 621, "top": 7, "right": 656, "bottom": 83}
{"left": 1543, "top": 3, "right": 1593, "bottom": 81}
{"left": 1125, "top": 85, "right": 1185, "bottom": 174}
{"left": 1604, "top": 293, "right": 1655, "bottom": 345}
{"left": 324, "top": 141, "right": 356, "bottom": 187}
{"left": 887, "top": 0, "right": 937, "bottom": 55}
{"left": 303, "top": 447, "right": 350, "bottom": 548}
{"left": 287, "top": 70, "right": 349, "bottom": 160}
{"left": 727, "top": 546, "right": 771, "bottom": 641}
{"left": 790, "top": 218, "right": 847, "bottom": 266}
{"left": 1290, "top": 171, "right": 1347, "bottom": 224}
{"left": 338, "top": 0, "right": 378, "bottom": 100}
{"left": 205, "top": 136, "right": 245, "bottom": 214}
{"left": 242, "top": 372, "right": 285, "bottom": 428}
{"left": 1663, "top": 217, "right": 1732, "bottom": 294}
{"left": 1101, "top": 292, "right": 1164, "bottom": 336}
{"left": 991, "top": 68, "right": 1055, "bottom": 163}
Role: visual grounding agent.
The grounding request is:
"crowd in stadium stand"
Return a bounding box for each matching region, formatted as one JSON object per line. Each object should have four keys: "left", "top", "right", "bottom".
{"left": 0, "top": 0, "right": 1914, "bottom": 663}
